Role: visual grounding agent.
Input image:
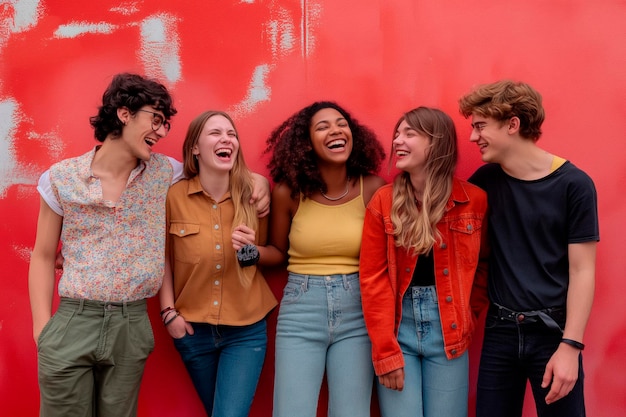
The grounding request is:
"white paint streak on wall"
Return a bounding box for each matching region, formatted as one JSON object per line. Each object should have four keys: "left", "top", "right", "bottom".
{"left": 28, "top": 130, "right": 64, "bottom": 160}
{"left": 13, "top": 244, "right": 33, "bottom": 262}
{"left": 230, "top": 64, "right": 271, "bottom": 118}
{"left": 139, "top": 14, "right": 181, "bottom": 84}
{"left": 0, "top": 99, "right": 18, "bottom": 195}
{"left": 0, "top": 0, "right": 42, "bottom": 46}
{"left": 302, "top": 0, "right": 321, "bottom": 58}
{"left": 54, "top": 22, "right": 117, "bottom": 39}
{"left": 0, "top": 99, "right": 33, "bottom": 196}
{"left": 0, "top": 98, "right": 62, "bottom": 196}
{"left": 9, "top": 0, "right": 41, "bottom": 32}
{"left": 110, "top": 1, "right": 140, "bottom": 16}
{"left": 266, "top": 6, "right": 295, "bottom": 59}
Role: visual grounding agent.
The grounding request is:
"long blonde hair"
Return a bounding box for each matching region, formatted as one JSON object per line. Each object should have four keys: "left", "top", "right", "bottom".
{"left": 390, "top": 107, "right": 458, "bottom": 255}
{"left": 181, "top": 111, "right": 258, "bottom": 284}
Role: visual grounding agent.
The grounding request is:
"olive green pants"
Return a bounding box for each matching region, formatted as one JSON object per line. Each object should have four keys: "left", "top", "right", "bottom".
{"left": 37, "top": 298, "right": 154, "bottom": 417}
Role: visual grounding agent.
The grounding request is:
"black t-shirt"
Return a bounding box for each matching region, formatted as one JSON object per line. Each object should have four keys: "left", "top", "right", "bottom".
{"left": 469, "top": 162, "right": 599, "bottom": 311}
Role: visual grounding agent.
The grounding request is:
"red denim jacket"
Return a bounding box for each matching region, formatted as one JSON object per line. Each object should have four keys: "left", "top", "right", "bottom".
{"left": 359, "top": 179, "right": 489, "bottom": 376}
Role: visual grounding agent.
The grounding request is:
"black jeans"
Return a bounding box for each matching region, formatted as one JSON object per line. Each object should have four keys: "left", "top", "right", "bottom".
{"left": 476, "top": 306, "right": 586, "bottom": 417}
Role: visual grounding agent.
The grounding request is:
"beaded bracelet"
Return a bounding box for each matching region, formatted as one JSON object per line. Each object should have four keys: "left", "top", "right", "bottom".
{"left": 162, "top": 309, "right": 177, "bottom": 323}
{"left": 561, "top": 338, "right": 585, "bottom": 350}
{"left": 164, "top": 312, "right": 180, "bottom": 326}
{"left": 160, "top": 306, "right": 175, "bottom": 316}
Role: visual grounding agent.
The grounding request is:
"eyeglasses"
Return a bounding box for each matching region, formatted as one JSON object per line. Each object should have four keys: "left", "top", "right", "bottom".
{"left": 136, "top": 109, "right": 171, "bottom": 133}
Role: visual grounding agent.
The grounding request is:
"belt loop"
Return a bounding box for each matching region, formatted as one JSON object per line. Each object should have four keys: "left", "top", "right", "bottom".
{"left": 122, "top": 301, "right": 128, "bottom": 317}
{"left": 342, "top": 274, "right": 349, "bottom": 290}
{"left": 303, "top": 275, "right": 309, "bottom": 291}
{"left": 77, "top": 299, "right": 84, "bottom": 315}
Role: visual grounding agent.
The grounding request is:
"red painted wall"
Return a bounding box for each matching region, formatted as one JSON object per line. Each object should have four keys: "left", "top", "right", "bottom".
{"left": 1, "top": 1, "right": 625, "bottom": 416}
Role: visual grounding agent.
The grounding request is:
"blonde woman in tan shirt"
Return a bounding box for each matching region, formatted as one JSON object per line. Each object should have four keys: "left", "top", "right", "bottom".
{"left": 159, "top": 111, "right": 276, "bottom": 417}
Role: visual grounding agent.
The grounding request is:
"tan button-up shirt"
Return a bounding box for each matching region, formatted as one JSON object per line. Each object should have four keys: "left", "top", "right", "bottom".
{"left": 166, "top": 176, "right": 276, "bottom": 326}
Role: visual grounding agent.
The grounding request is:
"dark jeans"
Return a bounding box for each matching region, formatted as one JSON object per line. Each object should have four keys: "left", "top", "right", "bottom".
{"left": 173, "top": 319, "right": 267, "bottom": 417}
{"left": 476, "top": 307, "right": 585, "bottom": 417}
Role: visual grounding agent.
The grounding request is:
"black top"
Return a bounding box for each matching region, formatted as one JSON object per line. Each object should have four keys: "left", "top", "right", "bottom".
{"left": 410, "top": 251, "right": 435, "bottom": 287}
{"left": 469, "top": 161, "right": 599, "bottom": 311}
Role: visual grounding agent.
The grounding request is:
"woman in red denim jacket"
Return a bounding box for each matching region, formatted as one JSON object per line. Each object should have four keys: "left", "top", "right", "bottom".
{"left": 359, "top": 107, "right": 489, "bottom": 417}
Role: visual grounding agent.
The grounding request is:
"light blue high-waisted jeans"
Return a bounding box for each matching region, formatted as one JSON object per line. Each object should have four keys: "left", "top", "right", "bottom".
{"left": 377, "top": 285, "right": 469, "bottom": 417}
{"left": 273, "top": 273, "right": 374, "bottom": 417}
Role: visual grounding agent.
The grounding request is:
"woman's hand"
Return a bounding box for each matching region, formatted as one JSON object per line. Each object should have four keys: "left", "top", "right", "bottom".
{"left": 232, "top": 224, "right": 256, "bottom": 251}
{"left": 379, "top": 368, "right": 405, "bottom": 391}
{"left": 166, "top": 314, "right": 194, "bottom": 339}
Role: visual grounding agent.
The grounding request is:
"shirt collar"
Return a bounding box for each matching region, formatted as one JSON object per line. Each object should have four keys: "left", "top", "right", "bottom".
{"left": 186, "top": 175, "right": 232, "bottom": 203}
{"left": 81, "top": 145, "right": 147, "bottom": 182}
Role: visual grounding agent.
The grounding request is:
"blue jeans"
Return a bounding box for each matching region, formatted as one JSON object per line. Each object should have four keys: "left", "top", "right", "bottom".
{"left": 273, "top": 273, "right": 374, "bottom": 417}
{"left": 377, "top": 286, "right": 469, "bottom": 417}
{"left": 173, "top": 319, "right": 267, "bottom": 417}
{"left": 477, "top": 306, "right": 585, "bottom": 417}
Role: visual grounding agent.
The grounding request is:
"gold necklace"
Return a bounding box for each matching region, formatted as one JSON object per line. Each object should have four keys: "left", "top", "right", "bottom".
{"left": 320, "top": 178, "right": 350, "bottom": 201}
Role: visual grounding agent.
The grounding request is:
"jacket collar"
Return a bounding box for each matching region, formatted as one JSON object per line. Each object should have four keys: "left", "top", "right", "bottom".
{"left": 445, "top": 178, "right": 469, "bottom": 211}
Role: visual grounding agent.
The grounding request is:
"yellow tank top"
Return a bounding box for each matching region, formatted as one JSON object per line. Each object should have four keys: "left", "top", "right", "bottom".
{"left": 287, "top": 176, "right": 365, "bottom": 275}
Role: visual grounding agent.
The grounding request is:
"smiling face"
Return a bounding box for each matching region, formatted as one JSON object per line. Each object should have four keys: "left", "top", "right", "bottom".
{"left": 309, "top": 107, "right": 353, "bottom": 166}
{"left": 469, "top": 114, "right": 511, "bottom": 163}
{"left": 393, "top": 119, "right": 431, "bottom": 174}
{"left": 193, "top": 114, "right": 240, "bottom": 174}
{"left": 121, "top": 106, "right": 168, "bottom": 161}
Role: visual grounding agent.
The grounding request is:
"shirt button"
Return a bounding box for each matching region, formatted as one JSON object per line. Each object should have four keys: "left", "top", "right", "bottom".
{"left": 180, "top": 229, "right": 185, "bottom": 234}
{"left": 405, "top": 268, "right": 411, "bottom": 273}
{"left": 451, "top": 349, "right": 457, "bottom": 355}
{"left": 213, "top": 301, "right": 219, "bottom": 306}
{"left": 443, "top": 268, "right": 449, "bottom": 275}
{"left": 213, "top": 204, "right": 218, "bottom": 209}
{"left": 446, "top": 296, "right": 453, "bottom": 302}
{"left": 215, "top": 244, "right": 221, "bottom": 250}
{"left": 214, "top": 224, "right": 219, "bottom": 230}
{"left": 451, "top": 322, "right": 457, "bottom": 329}
{"left": 216, "top": 264, "right": 221, "bottom": 270}
{"left": 440, "top": 243, "right": 447, "bottom": 249}
{"left": 467, "top": 224, "right": 473, "bottom": 231}
{"left": 214, "top": 280, "right": 220, "bottom": 285}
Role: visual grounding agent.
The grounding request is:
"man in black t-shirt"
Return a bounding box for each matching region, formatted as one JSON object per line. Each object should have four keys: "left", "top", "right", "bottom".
{"left": 459, "top": 80, "right": 599, "bottom": 417}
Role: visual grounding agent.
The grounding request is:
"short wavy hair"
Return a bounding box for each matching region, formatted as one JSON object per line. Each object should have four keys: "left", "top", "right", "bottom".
{"left": 264, "top": 101, "right": 385, "bottom": 198}
{"left": 89, "top": 73, "right": 177, "bottom": 142}
{"left": 459, "top": 80, "right": 544, "bottom": 141}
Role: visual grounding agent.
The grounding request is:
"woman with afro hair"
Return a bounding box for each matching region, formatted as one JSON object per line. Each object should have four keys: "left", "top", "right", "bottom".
{"left": 264, "top": 101, "right": 386, "bottom": 417}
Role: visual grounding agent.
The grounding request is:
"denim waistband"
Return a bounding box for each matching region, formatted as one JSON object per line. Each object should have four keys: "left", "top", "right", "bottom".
{"left": 488, "top": 302, "right": 564, "bottom": 333}
{"left": 403, "top": 285, "right": 436, "bottom": 297}
{"left": 60, "top": 297, "right": 147, "bottom": 315}
{"left": 287, "top": 272, "right": 359, "bottom": 290}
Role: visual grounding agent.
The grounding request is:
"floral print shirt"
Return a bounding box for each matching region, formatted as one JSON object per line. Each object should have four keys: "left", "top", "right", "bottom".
{"left": 38, "top": 147, "right": 183, "bottom": 301}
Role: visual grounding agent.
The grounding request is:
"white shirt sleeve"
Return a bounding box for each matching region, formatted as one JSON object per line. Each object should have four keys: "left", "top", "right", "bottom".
{"left": 169, "top": 157, "right": 185, "bottom": 184}
{"left": 37, "top": 170, "right": 64, "bottom": 216}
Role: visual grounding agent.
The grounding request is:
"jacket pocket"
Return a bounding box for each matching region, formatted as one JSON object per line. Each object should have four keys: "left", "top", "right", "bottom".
{"left": 448, "top": 218, "right": 482, "bottom": 266}
{"left": 169, "top": 222, "right": 201, "bottom": 264}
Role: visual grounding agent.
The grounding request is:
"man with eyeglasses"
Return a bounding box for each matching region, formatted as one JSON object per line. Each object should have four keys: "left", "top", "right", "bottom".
{"left": 459, "top": 80, "right": 599, "bottom": 417}
{"left": 28, "top": 73, "right": 269, "bottom": 417}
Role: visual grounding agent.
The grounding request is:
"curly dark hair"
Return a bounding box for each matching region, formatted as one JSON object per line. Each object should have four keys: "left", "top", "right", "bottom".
{"left": 264, "top": 101, "right": 385, "bottom": 198}
{"left": 89, "top": 73, "right": 177, "bottom": 142}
